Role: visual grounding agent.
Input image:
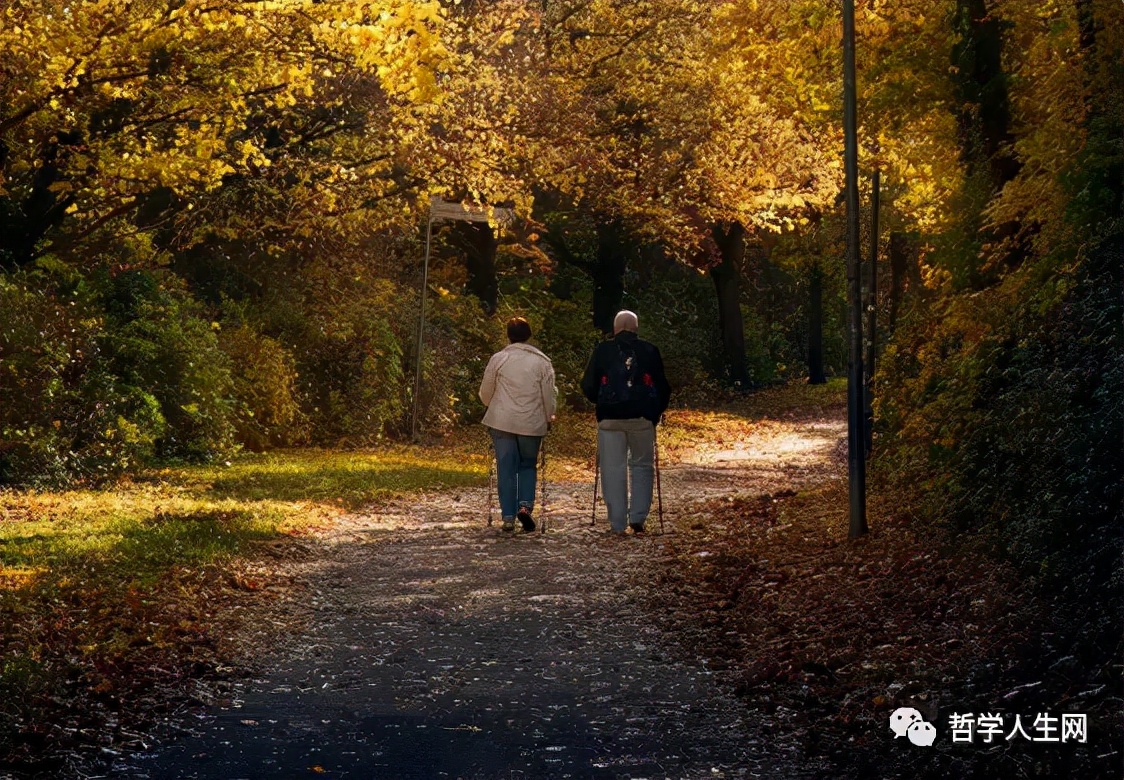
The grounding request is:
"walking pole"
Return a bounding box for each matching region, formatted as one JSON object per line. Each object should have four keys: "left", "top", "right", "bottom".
{"left": 590, "top": 441, "right": 600, "bottom": 526}
{"left": 486, "top": 438, "right": 495, "bottom": 527}
{"left": 539, "top": 437, "right": 547, "bottom": 534}
{"left": 654, "top": 425, "right": 665, "bottom": 535}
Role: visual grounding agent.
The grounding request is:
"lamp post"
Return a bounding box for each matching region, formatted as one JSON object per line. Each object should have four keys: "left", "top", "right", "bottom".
{"left": 842, "top": 0, "right": 868, "bottom": 538}
{"left": 864, "top": 169, "right": 880, "bottom": 460}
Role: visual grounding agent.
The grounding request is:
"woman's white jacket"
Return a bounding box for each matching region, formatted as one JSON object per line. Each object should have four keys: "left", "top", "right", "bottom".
{"left": 478, "top": 343, "right": 557, "bottom": 437}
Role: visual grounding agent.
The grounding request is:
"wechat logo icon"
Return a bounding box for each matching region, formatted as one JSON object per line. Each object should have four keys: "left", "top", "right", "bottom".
{"left": 890, "top": 707, "right": 937, "bottom": 747}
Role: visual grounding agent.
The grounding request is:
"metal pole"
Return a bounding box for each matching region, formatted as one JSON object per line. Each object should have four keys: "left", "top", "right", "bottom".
{"left": 411, "top": 216, "right": 433, "bottom": 441}
{"left": 590, "top": 444, "right": 599, "bottom": 526}
{"left": 539, "top": 438, "right": 547, "bottom": 534}
{"left": 864, "top": 170, "right": 880, "bottom": 459}
{"left": 843, "top": 0, "right": 868, "bottom": 538}
{"left": 486, "top": 438, "right": 495, "bottom": 526}
{"left": 654, "top": 429, "right": 664, "bottom": 535}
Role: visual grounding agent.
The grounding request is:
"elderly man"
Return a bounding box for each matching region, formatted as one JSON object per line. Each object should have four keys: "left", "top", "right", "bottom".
{"left": 580, "top": 310, "right": 672, "bottom": 534}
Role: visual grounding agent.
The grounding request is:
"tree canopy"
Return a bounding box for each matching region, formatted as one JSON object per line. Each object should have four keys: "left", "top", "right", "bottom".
{"left": 1, "top": 2, "right": 1119, "bottom": 584}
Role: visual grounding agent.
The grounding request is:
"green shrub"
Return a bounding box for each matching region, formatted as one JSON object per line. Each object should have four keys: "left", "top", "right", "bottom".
{"left": 418, "top": 259, "right": 602, "bottom": 431}
{"left": 298, "top": 278, "right": 409, "bottom": 444}
{"left": 97, "top": 269, "right": 238, "bottom": 461}
{"left": 423, "top": 286, "right": 505, "bottom": 430}
{"left": 533, "top": 291, "right": 604, "bottom": 410}
{"left": 219, "top": 324, "right": 303, "bottom": 451}
{"left": 0, "top": 264, "right": 166, "bottom": 484}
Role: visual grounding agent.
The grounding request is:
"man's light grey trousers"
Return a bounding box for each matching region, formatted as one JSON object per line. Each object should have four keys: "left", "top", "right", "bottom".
{"left": 597, "top": 418, "right": 655, "bottom": 532}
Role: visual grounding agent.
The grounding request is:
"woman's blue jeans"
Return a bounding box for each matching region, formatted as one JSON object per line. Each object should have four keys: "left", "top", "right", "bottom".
{"left": 490, "top": 429, "right": 542, "bottom": 519}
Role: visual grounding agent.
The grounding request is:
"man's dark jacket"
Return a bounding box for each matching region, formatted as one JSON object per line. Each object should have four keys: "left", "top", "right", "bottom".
{"left": 581, "top": 331, "right": 672, "bottom": 425}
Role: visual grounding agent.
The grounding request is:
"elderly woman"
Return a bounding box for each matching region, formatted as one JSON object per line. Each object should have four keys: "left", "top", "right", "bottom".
{"left": 479, "top": 317, "right": 557, "bottom": 533}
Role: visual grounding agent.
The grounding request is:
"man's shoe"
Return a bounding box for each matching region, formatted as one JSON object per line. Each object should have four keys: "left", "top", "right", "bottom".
{"left": 517, "top": 507, "right": 536, "bottom": 532}
{"left": 501, "top": 517, "right": 516, "bottom": 533}
{"left": 629, "top": 522, "right": 646, "bottom": 534}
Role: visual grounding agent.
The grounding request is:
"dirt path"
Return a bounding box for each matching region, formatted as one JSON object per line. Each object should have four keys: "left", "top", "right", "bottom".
{"left": 118, "top": 414, "right": 845, "bottom": 779}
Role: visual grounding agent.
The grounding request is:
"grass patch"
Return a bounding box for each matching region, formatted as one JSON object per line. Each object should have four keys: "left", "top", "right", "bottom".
{"left": 189, "top": 448, "right": 488, "bottom": 509}
{"left": 0, "top": 444, "right": 490, "bottom": 596}
{"left": 2, "top": 496, "right": 276, "bottom": 574}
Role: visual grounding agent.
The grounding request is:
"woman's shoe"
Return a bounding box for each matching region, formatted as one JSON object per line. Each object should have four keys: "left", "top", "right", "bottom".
{"left": 517, "top": 507, "right": 536, "bottom": 532}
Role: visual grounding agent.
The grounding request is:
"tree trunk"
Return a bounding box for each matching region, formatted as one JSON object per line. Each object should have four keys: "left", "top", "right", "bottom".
{"left": 458, "top": 221, "right": 498, "bottom": 314}
{"left": 1074, "top": 0, "right": 1097, "bottom": 50}
{"left": 951, "top": 0, "right": 1026, "bottom": 280}
{"left": 952, "top": 0, "right": 1020, "bottom": 190}
{"left": 539, "top": 215, "right": 627, "bottom": 333}
{"left": 710, "top": 222, "right": 750, "bottom": 388}
{"left": 592, "top": 221, "right": 626, "bottom": 334}
{"left": 1074, "top": 0, "right": 1123, "bottom": 213}
{"left": 807, "top": 262, "right": 826, "bottom": 385}
{"left": 0, "top": 131, "right": 81, "bottom": 269}
{"left": 633, "top": 242, "right": 674, "bottom": 293}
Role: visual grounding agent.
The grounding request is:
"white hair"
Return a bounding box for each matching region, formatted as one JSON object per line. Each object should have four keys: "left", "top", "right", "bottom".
{"left": 613, "top": 310, "right": 639, "bottom": 334}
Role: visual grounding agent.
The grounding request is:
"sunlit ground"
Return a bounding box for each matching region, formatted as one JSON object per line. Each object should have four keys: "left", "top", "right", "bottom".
{"left": 0, "top": 447, "right": 489, "bottom": 583}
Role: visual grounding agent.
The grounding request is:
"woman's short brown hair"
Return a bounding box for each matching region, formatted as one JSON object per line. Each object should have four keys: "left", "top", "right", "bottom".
{"left": 506, "top": 317, "right": 532, "bottom": 343}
